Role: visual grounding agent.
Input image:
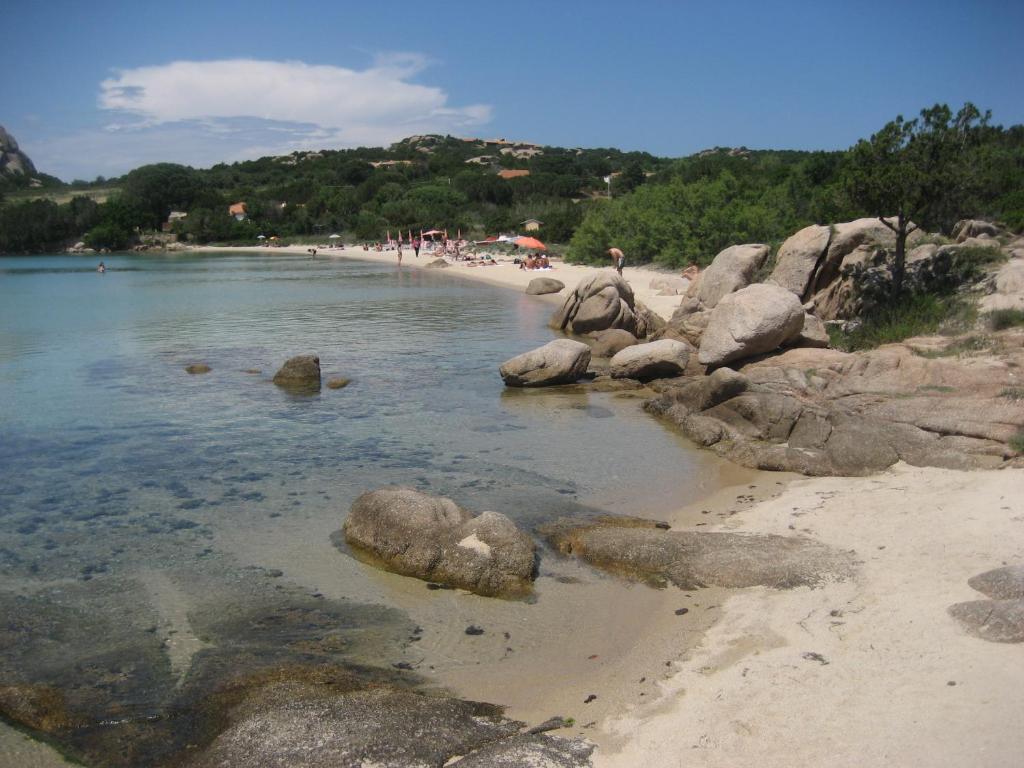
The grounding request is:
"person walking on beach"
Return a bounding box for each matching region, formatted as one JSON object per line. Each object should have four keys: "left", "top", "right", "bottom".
{"left": 413, "top": 237, "right": 421, "bottom": 258}
{"left": 397, "top": 242, "right": 403, "bottom": 266}
{"left": 608, "top": 247, "right": 625, "bottom": 276}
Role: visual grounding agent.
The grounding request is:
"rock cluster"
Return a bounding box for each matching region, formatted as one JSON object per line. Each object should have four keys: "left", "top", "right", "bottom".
{"left": 342, "top": 488, "right": 536, "bottom": 597}
{"left": 644, "top": 344, "right": 1023, "bottom": 476}
{"left": 551, "top": 273, "right": 662, "bottom": 338}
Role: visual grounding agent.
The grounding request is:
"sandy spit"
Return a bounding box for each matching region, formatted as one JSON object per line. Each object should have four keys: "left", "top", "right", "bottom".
{"left": 595, "top": 463, "right": 1024, "bottom": 768}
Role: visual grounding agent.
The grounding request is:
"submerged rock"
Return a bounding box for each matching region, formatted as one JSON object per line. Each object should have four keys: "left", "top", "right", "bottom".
{"left": 499, "top": 339, "right": 591, "bottom": 387}
{"left": 326, "top": 377, "right": 351, "bottom": 389}
{"left": 273, "top": 355, "right": 321, "bottom": 391}
{"left": 343, "top": 488, "right": 536, "bottom": 597}
{"left": 185, "top": 363, "right": 212, "bottom": 374}
{"left": 539, "top": 515, "right": 855, "bottom": 590}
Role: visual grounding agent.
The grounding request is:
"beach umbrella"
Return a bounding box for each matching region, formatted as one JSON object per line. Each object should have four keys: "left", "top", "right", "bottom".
{"left": 514, "top": 236, "right": 547, "bottom": 250}
{"left": 457, "top": 228, "right": 461, "bottom": 240}
{"left": 257, "top": 234, "right": 266, "bottom": 240}
{"left": 408, "top": 230, "right": 413, "bottom": 242}
{"left": 328, "top": 233, "right": 341, "bottom": 239}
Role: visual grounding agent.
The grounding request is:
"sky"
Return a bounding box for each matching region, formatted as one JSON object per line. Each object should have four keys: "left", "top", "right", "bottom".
{"left": 3, "top": 0, "right": 1023, "bottom": 181}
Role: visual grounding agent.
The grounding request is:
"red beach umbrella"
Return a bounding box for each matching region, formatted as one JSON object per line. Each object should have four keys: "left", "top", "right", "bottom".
{"left": 514, "top": 236, "right": 547, "bottom": 250}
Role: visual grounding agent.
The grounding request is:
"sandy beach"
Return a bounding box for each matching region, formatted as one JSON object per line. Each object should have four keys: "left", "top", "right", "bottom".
{"left": 193, "top": 244, "right": 686, "bottom": 321}
{"left": 596, "top": 463, "right": 1024, "bottom": 768}
{"left": 190, "top": 243, "right": 1024, "bottom": 767}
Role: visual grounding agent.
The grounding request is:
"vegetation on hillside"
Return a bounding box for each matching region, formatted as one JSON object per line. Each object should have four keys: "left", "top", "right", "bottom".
{"left": 1, "top": 104, "right": 1022, "bottom": 259}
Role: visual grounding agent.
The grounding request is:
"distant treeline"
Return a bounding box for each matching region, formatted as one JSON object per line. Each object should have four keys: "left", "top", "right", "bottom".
{"left": 1, "top": 112, "right": 1021, "bottom": 260}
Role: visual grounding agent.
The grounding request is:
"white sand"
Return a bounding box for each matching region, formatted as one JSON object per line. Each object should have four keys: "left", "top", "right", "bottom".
{"left": 193, "top": 244, "right": 686, "bottom": 320}
{"left": 596, "top": 463, "right": 1024, "bottom": 768}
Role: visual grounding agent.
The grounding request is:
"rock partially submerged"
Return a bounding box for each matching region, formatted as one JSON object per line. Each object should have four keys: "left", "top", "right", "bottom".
{"left": 424, "top": 258, "right": 450, "bottom": 269}
{"left": 499, "top": 339, "right": 591, "bottom": 387}
{"left": 343, "top": 488, "right": 536, "bottom": 597}
{"left": 609, "top": 339, "right": 693, "bottom": 381}
{"left": 526, "top": 277, "right": 565, "bottom": 295}
{"left": 539, "top": 515, "right": 855, "bottom": 590}
{"left": 185, "top": 363, "right": 211, "bottom": 374}
{"left": 273, "top": 355, "right": 321, "bottom": 391}
{"left": 188, "top": 683, "right": 593, "bottom": 768}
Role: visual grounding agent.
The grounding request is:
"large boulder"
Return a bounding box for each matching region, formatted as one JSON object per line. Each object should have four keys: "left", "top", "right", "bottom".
{"left": 807, "top": 217, "right": 923, "bottom": 299}
{"left": 499, "top": 339, "right": 591, "bottom": 387}
{"left": 688, "top": 244, "right": 771, "bottom": 309}
{"left": 952, "top": 219, "right": 1000, "bottom": 242}
{"left": 343, "top": 488, "right": 535, "bottom": 597}
{"left": 590, "top": 328, "right": 638, "bottom": 357}
{"left": 0, "top": 125, "right": 37, "bottom": 177}
{"left": 768, "top": 224, "right": 831, "bottom": 298}
{"left": 698, "top": 284, "right": 805, "bottom": 367}
{"left": 272, "top": 355, "right": 321, "bottom": 391}
{"left": 609, "top": 339, "right": 693, "bottom": 381}
{"left": 525, "top": 277, "right": 565, "bottom": 295}
{"left": 551, "top": 273, "right": 646, "bottom": 336}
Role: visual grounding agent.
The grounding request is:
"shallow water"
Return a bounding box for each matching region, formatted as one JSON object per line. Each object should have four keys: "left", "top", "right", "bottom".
{"left": 0, "top": 252, "right": 739, "bottom": 764}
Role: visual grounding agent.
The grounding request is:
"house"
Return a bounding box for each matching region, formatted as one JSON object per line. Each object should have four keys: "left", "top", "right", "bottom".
{"left": 464, "top": 155, "right": 497, "bottom": 165}
{"left": 229, "top": 202, "right": 247, "bottom": 221}
{"left": 369, "top": 159, "right": 414, "bottom": 168}
{"left": 497, "top": 169, "right": 531, "bottom": 180}
{"left": 162, "top": 211, "right": 188, "bottom": 232}
{"left": 521, "top": 218, "right": 543, "bottom": 232}
{"left": 500, "top": 147, "right": 544, "bottom": 159}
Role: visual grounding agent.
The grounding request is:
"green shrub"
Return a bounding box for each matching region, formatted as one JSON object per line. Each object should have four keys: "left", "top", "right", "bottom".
{"left": 987, "top": 309, "right": 1024, "bottom": 330}
{"left": 828, "top": 294, "right": 972, "bottom": 351}
{"left": 1010, "top": 430, "right": 1024, "bottom": 454}
{"left": 1000, "top": 387, "right": 1024, "bottom": 401}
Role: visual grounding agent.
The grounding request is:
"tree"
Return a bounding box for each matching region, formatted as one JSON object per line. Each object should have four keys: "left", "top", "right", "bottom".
{"left": 843, "top": 103, "right": 989, "bottom": 295}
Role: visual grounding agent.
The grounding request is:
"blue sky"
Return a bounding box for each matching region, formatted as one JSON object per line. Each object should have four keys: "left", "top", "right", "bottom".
{"left": 4, "top": 0, "right": 1022, "bottom": 180}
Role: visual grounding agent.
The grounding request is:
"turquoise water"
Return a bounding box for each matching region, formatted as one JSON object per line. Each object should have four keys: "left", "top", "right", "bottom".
{"left": 0, "top": 252, "right": 730, "bottom": 764}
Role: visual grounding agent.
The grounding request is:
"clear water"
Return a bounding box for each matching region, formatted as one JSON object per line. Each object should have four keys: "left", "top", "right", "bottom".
{"left": 0, "top": 252, "right": 736, "bottom": 764}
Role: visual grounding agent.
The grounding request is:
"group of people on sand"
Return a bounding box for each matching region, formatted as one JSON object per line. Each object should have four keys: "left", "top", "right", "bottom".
{"left": 518, "top": 253, "right": 551, "bottom": 270}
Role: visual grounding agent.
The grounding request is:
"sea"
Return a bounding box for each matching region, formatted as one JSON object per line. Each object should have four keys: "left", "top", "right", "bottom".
{"left": 0, "top": 251, "right": 740, "bottom": 765}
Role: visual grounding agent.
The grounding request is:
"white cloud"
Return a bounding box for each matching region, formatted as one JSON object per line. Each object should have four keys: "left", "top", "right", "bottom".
{"left": 98, "top": 55, "right": 491, "bottom": 148}
{"left": 25, "top": 55, "right": 493, "bottom": 179}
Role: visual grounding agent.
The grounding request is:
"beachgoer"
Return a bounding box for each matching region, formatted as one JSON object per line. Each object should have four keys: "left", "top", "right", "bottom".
{"left": 413, "top": 238, "right": 421, "bottom": 258}
{"left": 397, "top": 243, "right": 403, "bottom": 266}
{"left": 97, "top": 261, "right": 106, "bottom": 273}
{"left": 608, "top": 247, "right": 625, "bottom": 276}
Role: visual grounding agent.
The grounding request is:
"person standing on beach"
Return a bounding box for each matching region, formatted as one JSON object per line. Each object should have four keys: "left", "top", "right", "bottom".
{"left": 608, "top": 247, "right": 625, "bottom": 276}
{"left": 413, "top": 237, "right": 421, "bottom": 258}
{"left": 397, "top": 242, "right": 403, "bottom": 266}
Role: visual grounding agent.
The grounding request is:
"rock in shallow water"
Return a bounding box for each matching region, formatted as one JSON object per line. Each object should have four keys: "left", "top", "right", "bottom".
{"left": 499, "top": 339, "right": 591, "bottom": 387}
{"left": 343, "top": 488, "right": 536, "bottom": 597}
{"left": 609, "top": 339, "right": 693, "bottom": 381}
{"left": 273, "top": 354, "right": 321, "bottom": 391}
{"left": 526, "top": 277, "right": 565, "bottom": 295}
